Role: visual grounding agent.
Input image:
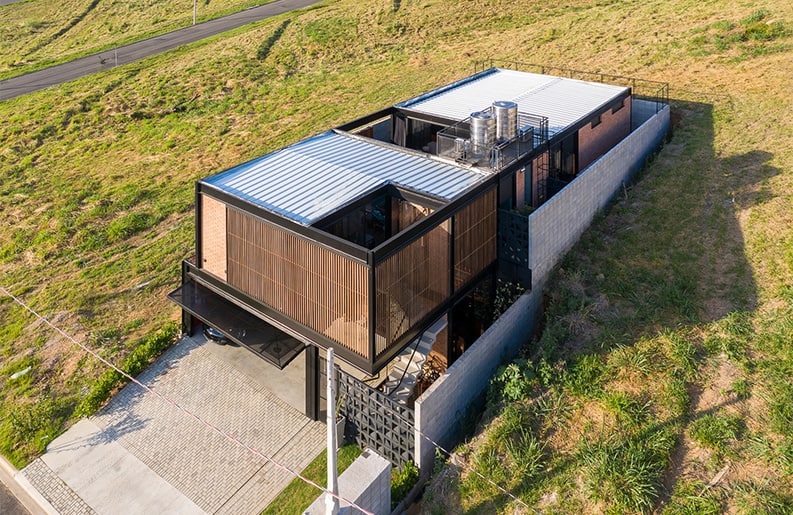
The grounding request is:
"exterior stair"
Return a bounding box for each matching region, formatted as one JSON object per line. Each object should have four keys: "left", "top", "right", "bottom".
{"left": 384, "top": 317, "right": 446, "bottom": 404}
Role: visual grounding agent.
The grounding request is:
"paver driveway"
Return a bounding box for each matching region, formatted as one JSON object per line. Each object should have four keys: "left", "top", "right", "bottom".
{"left": 20, "top": 335, "right": 324, "bottom": 514}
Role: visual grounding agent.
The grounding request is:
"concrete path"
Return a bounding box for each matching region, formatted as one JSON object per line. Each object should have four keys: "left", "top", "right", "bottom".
{"left": 18, "top": 335, "right": 325, "bottom": 514}
{"left": 0, "top": 0, "right": 322, "bottom": 101}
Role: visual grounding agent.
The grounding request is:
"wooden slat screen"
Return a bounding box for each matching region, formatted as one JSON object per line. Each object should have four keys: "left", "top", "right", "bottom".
{"left": 200, "top": 194, "right": 228, "bottom": 281}
{"left": 375, "top": 221, "right": 450, "bottom": 357}
{"left": 226, "top": 209, "right": 369, "bottom": 358}
{"left": 454, "top": 188, "right": 497, "bottom": 289}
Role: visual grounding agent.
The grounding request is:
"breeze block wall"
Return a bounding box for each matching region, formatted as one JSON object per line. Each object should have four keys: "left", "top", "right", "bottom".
{"left": 414, "top": 288, "right": 543, "bottom": 473}
{"left": 528, "top": 101, "right": 670, "bottom": 285}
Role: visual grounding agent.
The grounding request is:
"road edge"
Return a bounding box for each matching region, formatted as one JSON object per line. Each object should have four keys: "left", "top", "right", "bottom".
{"left": 0, "top": 455, "right": 56, "bottom": 515}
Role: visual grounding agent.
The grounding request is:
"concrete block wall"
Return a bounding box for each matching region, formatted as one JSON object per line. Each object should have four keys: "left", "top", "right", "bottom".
{"left": 411, "top": 101, "right": 669, "bottom": 476}
{"left": 528, "top": 102, "right": 670, "bottom": 284}
{"left": 304, "top": 449, "right": 391, "bottom": 515}
{"left": 414, "top": 288, "right": 543, "bottom": 473}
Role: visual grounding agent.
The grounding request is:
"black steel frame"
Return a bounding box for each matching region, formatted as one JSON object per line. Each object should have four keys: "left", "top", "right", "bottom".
{"left": 186, "top": 176, "right": 501, "bottom": 375}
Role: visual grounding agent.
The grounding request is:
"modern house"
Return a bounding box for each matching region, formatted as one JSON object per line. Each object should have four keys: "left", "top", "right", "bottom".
{"left": 168, "top": 64, "right": 668, "bottom": 461}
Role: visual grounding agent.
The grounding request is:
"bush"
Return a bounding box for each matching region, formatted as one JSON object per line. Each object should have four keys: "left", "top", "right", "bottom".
{"left": 489, "top": 359, "right": 535, "bottom": 403}
{"left": 492, "top": 280, "right": 525, "bottom": 321}
{"left": 391, "top": 460, "right": 419, "bottom": 509}
{"left": 75, "top": 322, "right": 179, "bottom": 416}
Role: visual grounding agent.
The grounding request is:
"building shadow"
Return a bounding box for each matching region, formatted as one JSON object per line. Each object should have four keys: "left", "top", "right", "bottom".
{"left": 455, "top": 98, "right": 785, "bottom": 511}
{"left": 559, "top": 99, "right": 781, "bottom": 344}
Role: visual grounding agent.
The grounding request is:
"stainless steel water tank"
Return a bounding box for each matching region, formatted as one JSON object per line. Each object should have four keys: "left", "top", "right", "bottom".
{"left": 470, "top": 111, "right": 495, "bottom": 156}
{"left": 492, "top": 100, "right": 518, "bottom": 143}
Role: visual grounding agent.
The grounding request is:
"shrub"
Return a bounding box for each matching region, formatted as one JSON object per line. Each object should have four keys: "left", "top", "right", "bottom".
{"left": 75, "top": 322, "right": 179, "bottom": 416}
{"left": 489, "top": 359, "right": 535, "bottom": 403}
{"left": 391, "top": 460, "right": 419, "bottom": 509}
{"left": 492, "top": 280, "right": 525, "bottom": 321}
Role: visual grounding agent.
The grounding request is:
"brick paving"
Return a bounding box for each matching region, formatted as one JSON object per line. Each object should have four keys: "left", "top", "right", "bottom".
{"left": 22, "top": 460, "right": 96, "bottom": 515}
{"left": 23, "top": 336, "right": 325, "bottom": 514}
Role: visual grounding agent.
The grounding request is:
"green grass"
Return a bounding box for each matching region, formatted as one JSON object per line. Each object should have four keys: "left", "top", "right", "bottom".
{"left": 689, "top": 412, "right": 744, "bottom": 452}
{"left": 261, "top": 444, "right": 362, "bottom": 515}
{"left": 419, "top": 2, "right": 792, "bottom": 511}
{"left": 0, "top": 0, "right": 273, "bottom": 80}
{"left": 0, "top": 0, "right": 792, "bottom": 510}
{"left": 663, "top": 479, "right": 722, "bottom": 514}
{"left": 578, "top": 429, "right": 676, "bottom": 513}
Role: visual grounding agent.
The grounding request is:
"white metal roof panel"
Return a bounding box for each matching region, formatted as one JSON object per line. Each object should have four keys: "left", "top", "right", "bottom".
{"left": 203, "top": 131, "right": 484, "bottom": 225}
{"left": 400, "top": 68, "right": 628, "bottom": 136}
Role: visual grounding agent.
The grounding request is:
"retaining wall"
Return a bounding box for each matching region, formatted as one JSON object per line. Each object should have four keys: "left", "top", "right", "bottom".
{"left": 414, "top": 288, "right": 544, "bottom": 473}
{"left": 413, "top": 100, "right": 670, "bottom": 474}
{"left": 528, "top": 101, "right": 670, "bottom": 285}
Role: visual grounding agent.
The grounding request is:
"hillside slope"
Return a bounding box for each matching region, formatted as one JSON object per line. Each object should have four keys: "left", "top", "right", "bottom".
{"left": 0, "top": 2, "right": 791, "bottom": 511}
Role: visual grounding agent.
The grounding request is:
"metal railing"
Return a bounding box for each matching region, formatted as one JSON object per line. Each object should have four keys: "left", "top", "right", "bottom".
{"left": 474, "top": 59, "right": 669, "bottom": 114}
{"left": 436, "top": 109, "right": 548, "bottom": 171}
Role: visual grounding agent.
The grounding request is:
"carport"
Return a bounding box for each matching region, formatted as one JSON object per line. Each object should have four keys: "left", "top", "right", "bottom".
{"left": 169, "top": 276, "right": 315, "bottom": 415}
{"left": 169, "top": 278, "right": 304, "bottom": 368}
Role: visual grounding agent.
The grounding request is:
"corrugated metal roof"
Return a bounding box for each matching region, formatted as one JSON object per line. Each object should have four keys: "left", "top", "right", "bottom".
{"left": 202, "top": 131, "right": 485, "bottom": 225}
{"left": 399, "top": 68, "right": 628, "bottom": 136}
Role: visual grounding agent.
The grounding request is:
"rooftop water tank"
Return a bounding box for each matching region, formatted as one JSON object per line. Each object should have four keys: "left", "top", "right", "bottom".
{"left": 470, "top": 111, "right": 495, "bottom": 156}
{"left": 492, "top": 100, "right": 518, "bottom": 143}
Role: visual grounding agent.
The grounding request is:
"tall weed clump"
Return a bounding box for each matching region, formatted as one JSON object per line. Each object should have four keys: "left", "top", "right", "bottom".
{"left": 76, "top": 321, "right": 179, "bottom": 416}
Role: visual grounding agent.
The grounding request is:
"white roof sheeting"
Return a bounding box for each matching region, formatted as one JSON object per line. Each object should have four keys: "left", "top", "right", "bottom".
{"left": 203, "top": 131, "right": 484, "bottom": 225}
{"left": 399, "top": 68, "right": 628, "bottom": 136}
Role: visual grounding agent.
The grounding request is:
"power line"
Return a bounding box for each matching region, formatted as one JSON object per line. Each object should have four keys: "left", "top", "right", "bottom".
{"left": 0, "top": 285, "right": 373, "bottom": 515}
{"left": 3, "top": 273, "right": 536, "bottom": 512}
{"left": 1, "top": 217, "right": 193, "bottom": 354}
{"left": 333, "top": 365, "right": 537, "bottom": 513}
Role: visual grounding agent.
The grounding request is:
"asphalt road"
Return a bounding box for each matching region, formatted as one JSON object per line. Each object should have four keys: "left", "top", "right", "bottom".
{"left": 0, "top": 0, "right": 27, "bottom": 6}
{"left": 0, "top": 481, "right": 28, "bottom": 515}
{"left": 0, "top": 0, "right": 322, "bottom": 101}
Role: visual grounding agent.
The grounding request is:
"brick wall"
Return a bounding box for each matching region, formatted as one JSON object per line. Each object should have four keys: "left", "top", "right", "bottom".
{"left": 200, "top": 194, "right": 227, "bottom": 281}
{"left": 529, "top": 101, "right": 670, "bottom": 285}
{"left": 578, "top": 96, "right": 632, "bottom": 170}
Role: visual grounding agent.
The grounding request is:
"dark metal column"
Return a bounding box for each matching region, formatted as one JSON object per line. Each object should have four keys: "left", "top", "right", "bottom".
{"left": 181, "top": 261, "right": 194, "bottom": 336}
{"left": 305, "top": 345, "right": 320, "bottom": 421}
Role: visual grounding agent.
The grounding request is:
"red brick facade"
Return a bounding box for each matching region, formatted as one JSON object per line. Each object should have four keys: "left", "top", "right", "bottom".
{"left": 577, "top": 95, "right": 631, "bottom": 170}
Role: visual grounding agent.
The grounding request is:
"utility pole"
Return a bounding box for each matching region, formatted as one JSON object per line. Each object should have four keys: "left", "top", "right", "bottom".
{"left": 326, "top": 348, "right": 339, "bottom": 515}
{"left": 193, "top": 0, "right": 197, "bottom": 25}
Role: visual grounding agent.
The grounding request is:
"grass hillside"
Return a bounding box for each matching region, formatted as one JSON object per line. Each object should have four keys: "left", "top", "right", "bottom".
{"left": 0, "top": 0, "right": 791, "bottom": 511}
{"left": 0, "top": 0, "right": 268, "bottom": 80}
